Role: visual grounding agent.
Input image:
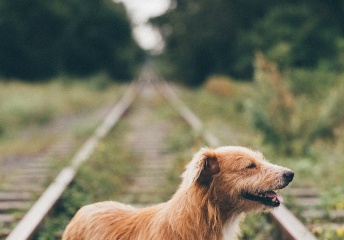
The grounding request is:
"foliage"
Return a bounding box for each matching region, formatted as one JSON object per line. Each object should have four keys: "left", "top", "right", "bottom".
{"left": 287, "top": 69, "right": 338, "bottom": 98}
{"left": 241, "top": 214, "right": 280, "bottom": 240}
{"left": 151, "top": 0, "right": 344, "bottom": 85}
{"left": 247, "top": 53, "right": 344, "bottom": 155}
{"left": 249, "top": 52, "right": 298, "bottom": 154}
{"left": 246, "top": 2, "right": 341, "bottom": 70}
{"left": 0, "top": 0, "right": 144, "bottom": 81}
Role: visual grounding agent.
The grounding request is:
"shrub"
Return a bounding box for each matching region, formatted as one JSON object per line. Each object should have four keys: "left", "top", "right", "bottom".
{"left": 309, "top": 79, "right": 344, "bottom": 141}
{"left": 249, "top": 52, "right": 344, "bottom": 155}
{"left": 249, "top": 52, "right": 299, "bottom": 155}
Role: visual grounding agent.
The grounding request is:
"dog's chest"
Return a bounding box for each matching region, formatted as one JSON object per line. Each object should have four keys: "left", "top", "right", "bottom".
{"left": 222, "top": 215, "right": 243, "bottom": 240}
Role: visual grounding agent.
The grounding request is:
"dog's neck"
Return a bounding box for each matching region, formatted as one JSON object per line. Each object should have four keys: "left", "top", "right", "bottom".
{"left": 164, "top": 184, "right": 244, "bottom": 240}
{"left": 222, "top": 214, "right": 244, "bottom": 240}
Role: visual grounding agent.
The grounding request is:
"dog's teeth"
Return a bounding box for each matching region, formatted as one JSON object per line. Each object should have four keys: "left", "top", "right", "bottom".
{"left": 272, "top": 197, "right": 277, "bottom": 202}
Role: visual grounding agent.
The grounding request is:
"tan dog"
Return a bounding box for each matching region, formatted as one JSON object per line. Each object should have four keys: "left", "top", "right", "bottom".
{"left": 62, "top": 146, "right": 294, "bottom": 240}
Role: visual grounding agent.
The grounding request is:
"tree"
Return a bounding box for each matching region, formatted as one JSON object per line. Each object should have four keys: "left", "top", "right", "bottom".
{"left": 151, "top": 0, "right": 344, "bottom": 86}
{"left": 0, "top": 0, "right": 144, "bottom": 81}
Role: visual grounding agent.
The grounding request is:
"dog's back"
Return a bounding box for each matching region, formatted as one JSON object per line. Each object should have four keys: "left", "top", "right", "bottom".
{"left": 63, "top": 201, "right": 169, "bottom": 240}
{"left": 63, "top": 201, "right": 137, "bottom": 239}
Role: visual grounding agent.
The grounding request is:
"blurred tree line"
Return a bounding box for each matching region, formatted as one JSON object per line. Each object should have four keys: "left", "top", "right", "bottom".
{"left": 151, "top": 0, "right": 344, "bottom": 85}
{"left": 0, "top": 0, "right": 144, "bottom": 81}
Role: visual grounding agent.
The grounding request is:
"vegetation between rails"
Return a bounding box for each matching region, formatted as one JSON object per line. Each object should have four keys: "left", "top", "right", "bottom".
{"left": 33, "top": 85, "right": 276, "bottom": 239}
{"left": 34, "top": 88, "right": 180, "bottom": 239}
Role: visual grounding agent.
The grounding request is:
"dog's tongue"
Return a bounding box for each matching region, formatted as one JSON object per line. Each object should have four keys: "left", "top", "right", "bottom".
{"left": 266, "top": 191, "right": 284, "bottom": 204}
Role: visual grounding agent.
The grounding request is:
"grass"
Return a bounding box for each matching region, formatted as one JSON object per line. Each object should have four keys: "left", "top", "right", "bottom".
{"left": 0, "top": 74, "right": 125, "bottom": 157}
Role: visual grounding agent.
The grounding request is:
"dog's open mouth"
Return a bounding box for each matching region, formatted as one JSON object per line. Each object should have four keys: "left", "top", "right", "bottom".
{"left": 242, "top": 190, "right": 284, "bottom": 207}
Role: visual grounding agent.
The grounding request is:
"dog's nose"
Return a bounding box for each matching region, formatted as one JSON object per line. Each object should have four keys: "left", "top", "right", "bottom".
{"left": 283, "top": 171, "right": 294, "bottom": 183}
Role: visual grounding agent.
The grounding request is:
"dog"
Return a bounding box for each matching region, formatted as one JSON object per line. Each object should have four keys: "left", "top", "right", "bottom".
{"left": 62, "top": 146, "right": 294, "bottom": 240}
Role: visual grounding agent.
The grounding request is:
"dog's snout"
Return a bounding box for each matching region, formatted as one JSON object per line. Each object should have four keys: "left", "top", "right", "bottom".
{"left": 283, "top": 170, "right": 294, "bottom": 183}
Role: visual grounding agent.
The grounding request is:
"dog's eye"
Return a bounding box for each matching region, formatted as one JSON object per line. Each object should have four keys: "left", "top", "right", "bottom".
{"left": 246, "top": 163, "right": 256, "bottom": 169}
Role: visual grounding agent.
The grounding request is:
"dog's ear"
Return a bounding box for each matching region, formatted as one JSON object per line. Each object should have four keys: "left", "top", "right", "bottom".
{"left": 197, "top": 155, "right": 220, "bottom": 185}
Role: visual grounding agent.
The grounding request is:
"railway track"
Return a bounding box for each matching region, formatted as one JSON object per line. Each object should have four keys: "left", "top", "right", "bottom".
{"left": 2, "top": 68, "right": 319, "bottom": 239}
{"left": 0, "top": 101, "right": 113, "bottom": 238}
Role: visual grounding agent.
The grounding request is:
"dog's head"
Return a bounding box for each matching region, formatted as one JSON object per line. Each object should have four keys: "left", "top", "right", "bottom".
{"left": 182, "top": 146, "right": 294, "bottom": 212}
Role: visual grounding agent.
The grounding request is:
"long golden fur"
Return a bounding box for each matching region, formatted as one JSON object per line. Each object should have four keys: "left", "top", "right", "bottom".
{"left": 62, "top": 146, "right": 294, "bottom": 240}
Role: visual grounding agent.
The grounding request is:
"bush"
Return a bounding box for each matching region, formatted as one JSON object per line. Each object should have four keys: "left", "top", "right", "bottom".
{"left": 249, "top": 53, "right": 344, "bottom": 155}
{"left": 249, "top": 52, "right": 298, "bottom": 154}
{"left": 309, "top": 79, "right": 344, "bottom": 141}
{"left": 287, "top": 69, "right": 337, "bottom": 98}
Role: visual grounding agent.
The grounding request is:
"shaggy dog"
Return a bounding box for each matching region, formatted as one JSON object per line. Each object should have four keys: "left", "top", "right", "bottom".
{"left": 62, "top": 146, "right": 294, "bottom": 240}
